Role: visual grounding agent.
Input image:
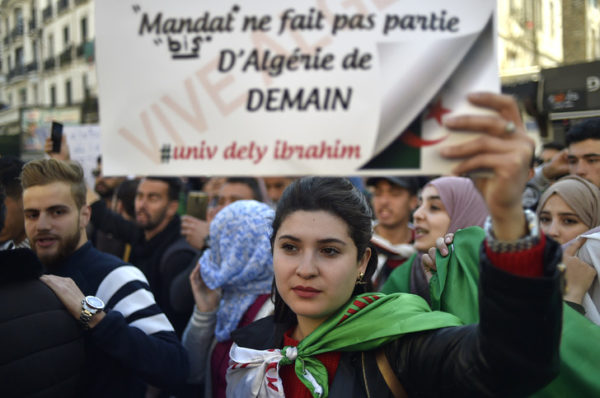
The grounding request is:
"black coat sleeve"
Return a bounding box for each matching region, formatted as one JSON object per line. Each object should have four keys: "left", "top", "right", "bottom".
{"left": 90, "top": 200, "right": 140, "bottom": 243}
{"left": 389, "top": 238, "right": 563, "bottom": 398}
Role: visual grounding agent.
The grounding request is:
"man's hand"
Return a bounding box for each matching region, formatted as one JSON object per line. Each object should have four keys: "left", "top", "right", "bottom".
{"left": 44, "top": 134, "right": 71, "bottom": 161}
{"left": 189, "top": 266, "right": 221, "bottom": 313}
{"left": 442, "top": 93, "right": 534, "bottom": 241}
{"left": 563, "top": 238, "right": 597, "bottom": 305}
{"left": 542, "top": 149, "right": 570, "bottom": 180}
{"left": 40, "top": 274, "right": 105, "bottom": 328}
{"left": 181, "top": 215, "right": 210, "bottom": 249}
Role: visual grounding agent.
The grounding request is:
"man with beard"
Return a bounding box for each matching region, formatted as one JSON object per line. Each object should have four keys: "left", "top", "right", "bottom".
{"left": 21, "top": 159, "right": 188, "bottom": 397}
{"left": 89, "top": 176, "right": 198, "bottom": 336}
{"left": 366, "top": 176, "right": 419, "bottom": 289}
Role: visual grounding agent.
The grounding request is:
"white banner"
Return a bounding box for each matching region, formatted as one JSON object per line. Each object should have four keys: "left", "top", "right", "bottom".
{"left": 96, "top": 0, "right": 498, "bottom": 176}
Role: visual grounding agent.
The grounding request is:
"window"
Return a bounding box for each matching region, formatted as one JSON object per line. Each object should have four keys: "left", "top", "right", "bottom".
{"left": 32, "top": 39, "right": 37, "bottom": 62}
{"left": 63, "top": 26, "right": 69, "bottom": 45}
{"left": 50, "top": 85, "right": 56, "bottom": 107}
{"left": 48, "top": 34, "right": 54, "bottom": 57}
{"left": 33, "top": 83, "right": 38, "bottom": 104}
{"left": 81, "top": 17, "right": 87, "bottom": 42}
{"left": 15, "top": 47, "right": 24, "bottom": 68}
{"left": 65, "top": 80, "right": 72, "bottom": 105}
{"left": 19, "top": 88, "right": 27, "bottom": 105}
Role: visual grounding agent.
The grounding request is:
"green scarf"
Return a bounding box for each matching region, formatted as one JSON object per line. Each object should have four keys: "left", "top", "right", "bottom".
{"left": 279, "top": 292, "right": 462, "bottom": 397}
{"left": 385, "top": 226, "right": 600, "bottom": 397}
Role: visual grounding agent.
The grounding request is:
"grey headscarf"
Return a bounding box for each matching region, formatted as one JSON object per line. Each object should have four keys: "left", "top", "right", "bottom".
{"left": 537, "top": 175, "right": 600, "bottom": 229}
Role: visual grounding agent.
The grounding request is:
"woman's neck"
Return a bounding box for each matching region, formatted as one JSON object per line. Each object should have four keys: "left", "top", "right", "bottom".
{"left": 292, "top": 315, "right": 325, "bottom": 341}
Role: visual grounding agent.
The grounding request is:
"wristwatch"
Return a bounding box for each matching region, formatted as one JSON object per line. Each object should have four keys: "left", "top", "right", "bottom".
{"left": 79, "top": 295, "right": 105, "bottom": 330}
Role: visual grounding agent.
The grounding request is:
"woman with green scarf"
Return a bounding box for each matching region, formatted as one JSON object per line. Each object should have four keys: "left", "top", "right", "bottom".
{"left": 225, "top": 93, "right": 563, "bottom": 397}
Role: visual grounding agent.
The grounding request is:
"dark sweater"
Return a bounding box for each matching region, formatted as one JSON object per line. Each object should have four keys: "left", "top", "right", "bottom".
{"left": 51, "top": 242, "right": 189, "bottom": 397}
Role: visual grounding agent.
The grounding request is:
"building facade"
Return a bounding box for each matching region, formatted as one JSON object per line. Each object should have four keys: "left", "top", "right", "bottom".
{"left": 0, "top": 0, "right": 95, "bottom": 115}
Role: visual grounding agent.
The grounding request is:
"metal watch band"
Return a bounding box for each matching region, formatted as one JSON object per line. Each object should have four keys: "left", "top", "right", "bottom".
{"left": 484, "top": 209, "right": 540, "bottom": 253}
{"left": 79, "top": 307, "right": 93, "bottom": 330}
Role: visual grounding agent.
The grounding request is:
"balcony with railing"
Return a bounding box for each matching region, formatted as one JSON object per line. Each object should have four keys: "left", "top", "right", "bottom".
{"left": 26, "top": 61, "right": 38, "bottom": 72}
{"left": 44, "top": 57, "right": 56, "bottom": 71}
{"left": 74, "top": 0, "right": 89, "bottom": 5}
{"left": 7, "top": 65, "right": 25, "bottom": 82}
{"left": 42, "top": 6, "right": 53, "bottom": 22}
{"left": 11, "top": 24, "right": 24, "bottom": 40}
{"left": 59, "top": 46, "right": 73, "bottom": 66}
{"left": 29, "top": 17, "right": 37, "bottom": 32}
{"left": 57, "top": 0, "right": 69, "bottom": 13}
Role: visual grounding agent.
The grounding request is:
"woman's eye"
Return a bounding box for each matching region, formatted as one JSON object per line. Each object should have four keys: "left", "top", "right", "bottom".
{"left": 321, "top": 247, "right": 340, "bottom": 256}
{"left": 563, "top": 218, "right": 579, "bottom": 226}
{"left": 539, "top": 215, "right": 551, "bottom": 224}
{"left": 281, "top": 243, "right": 297, "bottom": 253}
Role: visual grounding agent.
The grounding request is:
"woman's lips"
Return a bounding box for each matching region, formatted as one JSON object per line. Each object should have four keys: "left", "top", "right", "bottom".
{"left": 292, "top": 286, "right": 321, "bottom": 298}
{"left": 414, "top": 226, "right": 429, "bottom": 240}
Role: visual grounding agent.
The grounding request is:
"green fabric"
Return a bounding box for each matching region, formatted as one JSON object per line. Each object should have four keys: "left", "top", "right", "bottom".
{"left": 386, "top": 227, "right": 600, "bottom": 397}
{"left": 380, "top": 252, "right": 416, "bottom": 294}
{"left": 430, "top": 226, "right": 483, "bottom": 324}
{"left": 279, "top": 292, "right": 462, "bottom": 398}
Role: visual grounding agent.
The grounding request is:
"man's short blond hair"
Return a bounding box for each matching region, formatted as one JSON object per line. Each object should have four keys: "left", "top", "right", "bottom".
{"left": 21, "top": 159, "right": 87, "bottom": 209}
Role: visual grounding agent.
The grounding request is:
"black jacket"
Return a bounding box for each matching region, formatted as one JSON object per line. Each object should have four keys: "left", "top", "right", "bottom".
{"left": 232, "top": 239, "right": 563, "bottom": 397}
{"left": 0, "top": 249, "right": 85, "bottom": 397}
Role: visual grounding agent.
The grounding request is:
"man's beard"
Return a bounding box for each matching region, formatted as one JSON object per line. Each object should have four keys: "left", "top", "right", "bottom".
{"left": 95, "top": 181, "right": 114, "bottom": 199}
{"left": 136, "top": 207, "right": 168, "bottom": 232}
{"left": 34, "top": 227, "right": 81, "bottom": 269}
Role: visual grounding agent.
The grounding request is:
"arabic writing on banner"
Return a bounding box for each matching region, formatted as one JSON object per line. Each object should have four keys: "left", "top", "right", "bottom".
{"left": 96, "top": 0, "right": 498, "bottom": 176}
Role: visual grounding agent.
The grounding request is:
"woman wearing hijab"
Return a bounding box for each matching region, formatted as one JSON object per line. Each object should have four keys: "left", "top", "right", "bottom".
{"left": 384, "top": 175, "right": 600, "bottom": 397}
{"left": 381, "top": 176, "right": 488, "bottom": 314}
{"left": 536, "top": 175, "right": 600, "bottom": 245}
{"left": 182, "top": 200, "right": 275, "bottom": 398}
{"left": 536, "top": 175, "right": 600, "bottom": 324}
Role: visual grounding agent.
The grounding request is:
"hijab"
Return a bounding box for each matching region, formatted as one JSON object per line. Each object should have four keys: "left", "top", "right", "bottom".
{"left": 199, "top": 200, "right": 275, "bottom": 341}
{"left": 427, "top": 176, "right": 489, "bottom": 233}
{"left": 537, "top": 175, "right": 600, "bottom": 229}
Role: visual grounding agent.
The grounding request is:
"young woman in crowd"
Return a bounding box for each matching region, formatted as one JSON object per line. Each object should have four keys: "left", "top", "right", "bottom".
{"left": 381, "top": 176, "right": 488, "bottom": 304}
{"left": 536, "top": 175, "right": 600, "bottom": 245}
{"left": 536, "top": 175, "right": 600, "bottom": 321}
{"left": 182, "top": 200, "right": 275, "bottom": 398}
{"left": 224, "top": 92, "right": 563, "bottom": 398}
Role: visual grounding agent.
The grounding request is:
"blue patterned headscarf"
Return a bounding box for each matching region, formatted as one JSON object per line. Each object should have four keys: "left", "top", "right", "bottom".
{"left": 199, "top": 200, "right": 275, "bottom": 341}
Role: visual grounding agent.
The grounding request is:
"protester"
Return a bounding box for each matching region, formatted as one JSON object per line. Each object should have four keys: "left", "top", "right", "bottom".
{"left": 227, "top": 93, "right": 563, "bottom": 396}
{"left": 173, "top": 177, "right": 265, "bottom": 322}
{"left": 0, "top": 156, "right": 29, "bottom": 249}
{"left": 21, "top": 159, "right": 189, "bottom": 397}
{"left": 536, "top": 175, "right": 600, "bottom": 245}
{"left": 381, "top": 176, "right": 488, "bottom": 301}
{"left": 0, "top": 184, "right": 85, "bottom": 398}
{"left": 263, "top": 176, "right": 295, "bottom": 204}
{"left": 89, "top": 176, "right": 199, "bottom": 336}
{"left": 182, "top": 200, "right": 275, "bottom": 398}
{"left": 530, "top": 118, "right": 600, "bottom": 191}
{"left": 365, "top": 176, "right": 419, "bottom": 289}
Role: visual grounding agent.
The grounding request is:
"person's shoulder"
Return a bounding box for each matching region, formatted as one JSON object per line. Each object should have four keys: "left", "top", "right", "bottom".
{"left": 231, "top": 315, "right": 279, "bottom": 350}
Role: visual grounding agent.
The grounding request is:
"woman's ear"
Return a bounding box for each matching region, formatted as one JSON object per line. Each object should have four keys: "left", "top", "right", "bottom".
{"left": 358, "top": 247, "right": 371, "bottom": 274}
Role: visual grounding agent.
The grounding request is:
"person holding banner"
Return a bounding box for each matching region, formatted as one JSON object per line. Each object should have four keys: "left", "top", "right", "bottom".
{"left": 224, "top": 93, "right": 562, "bottom": 397}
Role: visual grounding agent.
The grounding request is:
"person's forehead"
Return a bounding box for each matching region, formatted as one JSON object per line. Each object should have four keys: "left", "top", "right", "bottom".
{"left": 138, "top": 179, "right": 169, "bottom": 194}
{"left": 220, "top": 182, "right": 254, "bottom": 198}
{"left": 569, "top": 138, "right": 600, "bottom": 155}
{"left": 23, "top": 181, "right": 77, "bottom": 208}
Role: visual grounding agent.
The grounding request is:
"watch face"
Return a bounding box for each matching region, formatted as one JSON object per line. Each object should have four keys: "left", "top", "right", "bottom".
{"left": 86, "top": 296, "right": 105, "bottom": 310}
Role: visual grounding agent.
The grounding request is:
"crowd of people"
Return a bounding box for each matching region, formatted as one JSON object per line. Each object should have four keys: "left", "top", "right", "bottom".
{"left": 1, "top": 93, "right": 599, "bottom": 397}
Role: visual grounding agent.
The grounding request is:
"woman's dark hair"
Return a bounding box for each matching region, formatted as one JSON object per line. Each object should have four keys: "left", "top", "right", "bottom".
{"left": 270, "top": 177, "right": 378, "bottom": 328}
